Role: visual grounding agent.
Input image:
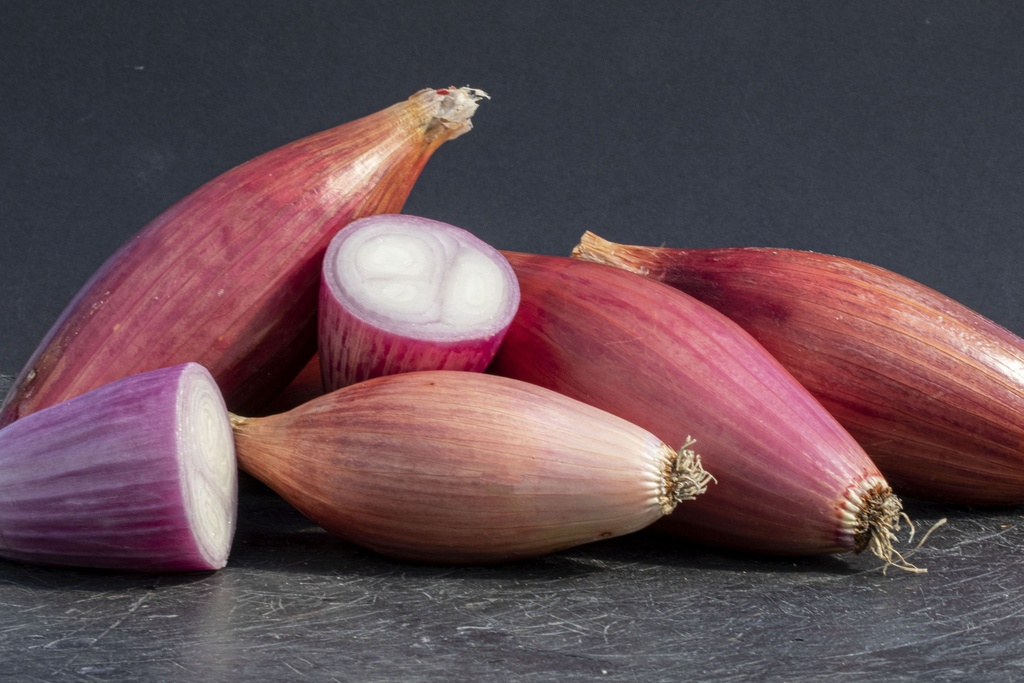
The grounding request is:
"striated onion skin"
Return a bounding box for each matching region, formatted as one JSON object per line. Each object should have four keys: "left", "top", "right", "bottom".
{"left": 318, "top": 213, "right": 520, "bottom": 391}
{"left": 0, "top": 362, "right": 237, "bottom": 572}
{"left": 490, "top": 252, "right": 906, "bottom": 561}
{"left": 231, "top": 370, "right": 712, "bottom": 565}
{"left": 573, "top": 231, "right": 1024, "bottom": 506}
{"left": 0, "top": 87, "right": 486, "bottom": 427}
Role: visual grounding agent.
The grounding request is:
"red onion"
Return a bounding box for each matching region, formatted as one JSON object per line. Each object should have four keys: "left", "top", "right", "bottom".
{"left": 573, "top": 231, "right": 1024, "bottom": 505}
{"left": 0, "top": 87, "right": 486, "bottom": 427}
{"left": 318, "top": 214, "right": 519, "bottom": 391}
{"left": 490, "top": 251, "right": 913, "bottom": 566}
{"left": 231, "top": 370, "right": 712, "bottom": 564}
{"left": 0, "top": 363, "right": 237, "bottom": 572}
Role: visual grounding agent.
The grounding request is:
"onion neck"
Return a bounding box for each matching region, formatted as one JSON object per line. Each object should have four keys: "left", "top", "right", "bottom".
{"left": 423, "top": 87, "right": 489, "bottom": 142}
{"left": 571, "top": 231, "right": 651, "bottom": 276}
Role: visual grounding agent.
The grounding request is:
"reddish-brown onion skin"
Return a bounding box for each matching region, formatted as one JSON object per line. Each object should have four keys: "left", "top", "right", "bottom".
{"left": 490, "top": 252, "right": 882, "bottom": 556}
{"left": 0, "top": 88, "right": 480, "bottom": 427}
{"left": 232, "top": 370, "right": 679, "bottom": 564}
{"left": 574, "top": 236, "right": 1024, "bottom": 505}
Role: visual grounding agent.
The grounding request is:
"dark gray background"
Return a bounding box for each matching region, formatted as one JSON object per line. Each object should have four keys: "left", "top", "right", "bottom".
{"left": 2, "top": 2, "right": 1024, "bottom": 681}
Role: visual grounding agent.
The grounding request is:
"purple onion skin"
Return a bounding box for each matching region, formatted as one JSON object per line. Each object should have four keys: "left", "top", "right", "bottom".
{"left": 0, "top": 88, "right": 484, "bottom": 427}
{"left": 490, "top": 252, "right": 890, "bottom": 557}
{"left": 318, "top": 214, "right": 520, "bottom": 391}
{"left": 573, "top": 234, "right": 1024, "bottom": 506}
{"left": 0, "top": 363, "right": 237, "bottom": 572}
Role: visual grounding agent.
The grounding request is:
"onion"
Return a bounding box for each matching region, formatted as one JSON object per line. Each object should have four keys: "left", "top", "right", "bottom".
{"left": 0, "top": 363, "right": 237, "bottom": 572}
{"left": 0, "top": 87, "right": 486, "bottom": 427}
{"left": 230, "top": 370, "right": 713, "bottom": 564}
{"left": 489, "top": 251, "right": 913, "bottom": 566}
{"left": 573, "top": 231, "right": 1024, "bottom": 506}
{"left": 318, "top": 214, "right": 519, "bottom": 391}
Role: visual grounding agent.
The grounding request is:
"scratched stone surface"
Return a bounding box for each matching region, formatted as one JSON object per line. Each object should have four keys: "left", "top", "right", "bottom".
{"left": 2, "top": 374, "right": 1024, "bottom": 682}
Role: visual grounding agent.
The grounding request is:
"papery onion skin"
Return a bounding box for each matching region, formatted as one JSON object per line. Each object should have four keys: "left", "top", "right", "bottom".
{"left": 490, "top": 251, "right": 902, "bottom": 558}
{"left": 0, "top": 87, "right": 486, "bottom": 427}
{"left": 573, "top": 231, "right": 1024, "bottom": 506}
{"left": 231, "top": 370, "right": 711, "bottom": 564}
{"left": 0, "top": 362, "right": 237, "bottom": 572}
{"left": 318, "top": 213, "right": 519, "bottom": 391}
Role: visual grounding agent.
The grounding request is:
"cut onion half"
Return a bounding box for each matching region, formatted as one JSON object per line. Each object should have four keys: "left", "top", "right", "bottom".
{"left": 319, "top": 214, "right": 520, "bottom": 390}
{"left": 0, "top": 363, "right": 237, "bottom": 572}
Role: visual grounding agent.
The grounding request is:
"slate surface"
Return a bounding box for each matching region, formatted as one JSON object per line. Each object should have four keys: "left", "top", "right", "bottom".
{"left": 3, "top": 3, "right": 1024, "bottom": 681}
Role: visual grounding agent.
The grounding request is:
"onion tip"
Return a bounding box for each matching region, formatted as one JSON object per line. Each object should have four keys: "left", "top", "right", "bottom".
{"left": 426, "top": 86, "right": 490, "bottom": 141}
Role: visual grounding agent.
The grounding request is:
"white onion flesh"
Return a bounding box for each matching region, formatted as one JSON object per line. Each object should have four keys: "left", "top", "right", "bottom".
{"left": 331, "top": 216, "right": 512, "bottom": 336}
{"left": 319, "top": 214, "right": 520, "bottom": 390}
{"left": 176, "top": 363, "right": 238, "bottom": 569}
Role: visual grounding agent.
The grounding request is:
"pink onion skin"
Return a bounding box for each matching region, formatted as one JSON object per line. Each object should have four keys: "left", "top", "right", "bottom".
{"left": 573, "top": 232, "right": 1024, "bottom": 506}
{"left": 231, "top": 370, "right": 709, "bottom": 565}
{"left": 0, "top": 87, "right": 485, "bottom": 427}
{"left": 490, "top": 252, "right": 898, "bottom": 557}
{"left": 318, "top": 214, "right": 520, "bottom": 391}
{"left": 0, "top": 362, "right": 237, "bottom": 572}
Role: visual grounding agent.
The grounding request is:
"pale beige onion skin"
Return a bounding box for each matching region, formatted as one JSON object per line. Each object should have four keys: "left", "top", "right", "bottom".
{"left": 232, "top": 370, "right": 706, "bottom": 564}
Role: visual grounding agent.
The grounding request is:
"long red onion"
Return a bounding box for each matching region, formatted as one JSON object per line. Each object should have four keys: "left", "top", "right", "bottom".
{"left": 573, "top": 231, "right": 1024, "bottom": 505}
{"left": 231, "top": 370, "right": 712, "bottom": 564}
{"left": 490, "top": 251, "right": 914, "bottom": 566}
{"left": 1, "top": 87, "right": 485, "bottom": 426}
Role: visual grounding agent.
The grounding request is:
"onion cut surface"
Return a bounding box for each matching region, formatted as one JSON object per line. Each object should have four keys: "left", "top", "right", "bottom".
{"left": 0, "top": 362, "right": 237, "bottom": 572}
{"left": 319, "top": 214, "right": 519, "bottom": 390}
{"left": 490, "top": 252, "right": 911, "bottom": 565}
{"left": 573, "top": 231, "right": 1024, "bottom": 506}
{"left": 231, "top": 370, "right": 712, "bottom": 564}
{"left": 0, "top": 86, "right": 486, "bottom": 427}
